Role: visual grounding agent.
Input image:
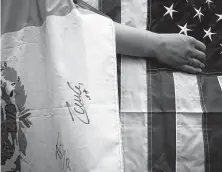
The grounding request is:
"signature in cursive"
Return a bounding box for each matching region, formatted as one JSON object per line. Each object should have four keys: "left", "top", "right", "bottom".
{"left": 66, "top": 82, "right": 90, "bottom": 124}
{"left": 56, "top": 132, "right": 75, "bottom": 172}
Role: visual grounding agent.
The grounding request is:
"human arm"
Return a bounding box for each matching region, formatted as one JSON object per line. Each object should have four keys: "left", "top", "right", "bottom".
{"left": 114, "top": 22, "right": 206, "bottom": 73}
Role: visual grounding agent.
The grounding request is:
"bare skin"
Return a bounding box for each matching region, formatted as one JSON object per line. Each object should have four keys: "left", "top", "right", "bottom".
{"left": 114, "top": 22, "right": 206, "bottom": 74}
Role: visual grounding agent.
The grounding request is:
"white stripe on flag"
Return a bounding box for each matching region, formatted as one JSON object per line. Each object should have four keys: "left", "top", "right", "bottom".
{"left": 121, "top": 0, "right": 147, "bottom": 29}
{"left": 120, "top": 1, "right": 148, "bottom": 172}
{"left": 120, "top": 0, "right": 147, "bottom": 113}
{"left": 120, "top": 57, "right": 147, "bottom": 112}
{"left": 218, "top": 76, "right": 222, "bottom": 89}
{"left": 173, "top": 73, "right": 205, "bottom": 172}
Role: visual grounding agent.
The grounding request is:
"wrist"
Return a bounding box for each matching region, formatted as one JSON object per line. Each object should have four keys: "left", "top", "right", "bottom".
{"left": 154, "top": 33, "right": 163, "bottom": 58}
{"left": 143, "top": 32, "right": 163, "bottom": 59}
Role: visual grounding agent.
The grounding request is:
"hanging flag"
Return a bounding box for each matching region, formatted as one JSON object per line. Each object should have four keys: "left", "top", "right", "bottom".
{"left": 100, "top": 0, "right": 222, "bottom": 172}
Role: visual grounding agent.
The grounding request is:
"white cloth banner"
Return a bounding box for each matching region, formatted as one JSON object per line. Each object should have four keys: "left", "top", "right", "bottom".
{"left": 1, "top": 3, "right": 123, "bottom": 172}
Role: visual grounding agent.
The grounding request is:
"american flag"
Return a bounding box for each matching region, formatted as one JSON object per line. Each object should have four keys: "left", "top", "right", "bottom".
{"left": 96, "top": 0, "right": 222, "bottom": 171}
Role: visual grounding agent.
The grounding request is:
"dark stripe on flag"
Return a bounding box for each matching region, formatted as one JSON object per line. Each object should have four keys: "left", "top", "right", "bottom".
{"left": 147, "top": 2, "right": 176, "bottom": 170}
{"left": 99, "top": 0, "right": 121, "bottom": 109}
{"left": 199, "top": 75, "right": 222, "bottom": 113}
{"left": 198, "top": 75, "right": 222, "bottom": 172}
{"left": 147, "top": 0, "right": 152, "bottom": 31}
{"left": 99, "top": 0, "right": 121, "bottom": 23}
{"left": 147, "top": 61, "right": 152, "bottom": 171}
{"left": 147, "top": 62, "right": 176, "bottom": 172}
{"left": 117, "top": 54, "right": 121, "bottom": 109}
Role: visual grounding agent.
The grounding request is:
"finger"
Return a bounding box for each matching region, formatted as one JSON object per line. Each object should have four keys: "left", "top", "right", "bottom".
{"left": 180, "top": 65, "right": 202, "bottom": 74}
{"left": 191, "top": 49, "right": 206, "bottom": 62}
{"left": 193, "top": 39, "right": 206, "bottom": 52}
{"left": 187, "top": 57, "right": 205, "bottom": 68}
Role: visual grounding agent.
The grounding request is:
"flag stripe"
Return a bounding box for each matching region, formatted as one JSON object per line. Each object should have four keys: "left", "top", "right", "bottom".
{"left": 120, "top": 0, "right": 148, "bottom": 171}
{"left": 120, "top": 57, "right": 148, "bottom": 112}
{"left": 198, "top": 76, "right": 222, "bottom": 113}
{"left": 99, "top": 0, "right": 121, "bottom": 22}
{"left": 174, "top": 73, "right": 205, "bottom": 172}
{"left": 147, "top": 61, "right": 152, "bottom": 172}
{"left": 146, "top": 0, "right": 151, "bottom": 30}
{"left": 120, "top": 112, "right": 149, "bottom": 172}
{"left": 198, "top": 75, "right": 222, "bottom": 172}
{"left": 146, "top": 1, "right": 152, "bottom": 171}
{"left": 147, "top": 69, "right": 176, "bottom": 172}
{"left": 120, "top": 0, "right": 148, "bottom": 113}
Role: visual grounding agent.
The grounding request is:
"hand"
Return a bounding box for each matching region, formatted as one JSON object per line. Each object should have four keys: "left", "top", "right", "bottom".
{"left": 156, "top": 34, "right": 206, "bottom": 74}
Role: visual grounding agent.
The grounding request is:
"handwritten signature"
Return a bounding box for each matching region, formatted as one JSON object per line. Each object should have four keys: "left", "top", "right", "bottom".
{"left": 56, "top": 132, "right": 74, "bottom": 172}
{"left": 66, "top": 82, "right": 90, "bottom": 124}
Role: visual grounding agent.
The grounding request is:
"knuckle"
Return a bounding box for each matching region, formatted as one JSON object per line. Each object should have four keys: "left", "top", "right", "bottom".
{"left": 198, "top": 51, "right": 206, "bottom": 61}
{"left": 203, "top": 44, "right": 207, "bottom": 51}
{"left": 202, "top": 52, "right": 206, "bottom": 59}
{"left": 195, "top": 68, "right": 202, "bottom": 73}
{"left": 188, "top": 36, "right": 195, "bottom": 45}
{"left": 187, "top": 69, "right": 194, "bottom": 74}
{"left": 197, "top": 62, "right": 202, "bottom": 68}
{"left": 193, "top": 58, "right": 199, "bottom": 63}
{"left": 193, "top": 59, "right": 203, "bottom": 68}
{"left": 185, "top": 48, "right": 193, "bottom": 58}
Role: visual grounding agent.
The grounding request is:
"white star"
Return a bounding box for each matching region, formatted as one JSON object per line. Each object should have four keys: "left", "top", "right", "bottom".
{"left": 193, "top": 7, "right": 204, "bottom": 22}
{"left": 206, "top": 0, "right": 213, "bottom": 8}
{"left": 177, "top": 23, "right": 192, "bottom": 35}
{"left": 163, "top": 4, "right": 178, "bottom": 19}
{"left": 216, "top": 14, "right": 222, "bottom": 22}
{"left": 220, "top": 44, "right": 222, "bottom": 54}
{"left": 203, "top": 27, "right": 216, "bottom": 41}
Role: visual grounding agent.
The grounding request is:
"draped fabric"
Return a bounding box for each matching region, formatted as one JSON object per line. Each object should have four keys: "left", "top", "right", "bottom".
{"left": 99, "top": 0, "right": 222, "bottom": 172}
{"left": 1, "top": 0, "right": 222, "bottom": 172}
{"left": 1, "top": 1, "right": 123, "bottom": 172}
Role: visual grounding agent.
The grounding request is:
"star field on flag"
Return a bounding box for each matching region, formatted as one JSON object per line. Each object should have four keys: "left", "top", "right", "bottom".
{"left": 151, "top": 0, "right": 222, "bottom": 72}
{"left": 161, "top": 2, "right": 220, "bottom": 45}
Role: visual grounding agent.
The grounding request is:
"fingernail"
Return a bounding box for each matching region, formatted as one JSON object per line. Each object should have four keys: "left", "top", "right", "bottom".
{"left": 195, "top": 69, "right": 202, "bottom": 74}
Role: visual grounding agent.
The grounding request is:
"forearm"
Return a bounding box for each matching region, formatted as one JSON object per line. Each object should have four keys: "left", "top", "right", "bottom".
{"left": 113, "top": 22, "right": 206, "bottom": 74}
{"left": 114, "top": 22, "right": 161, "bottom": 58}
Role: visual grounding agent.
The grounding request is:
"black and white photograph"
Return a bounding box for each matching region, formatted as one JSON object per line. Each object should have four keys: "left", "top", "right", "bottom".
{"left": 1, "top": 0, "right": 222, "bottom": 171}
